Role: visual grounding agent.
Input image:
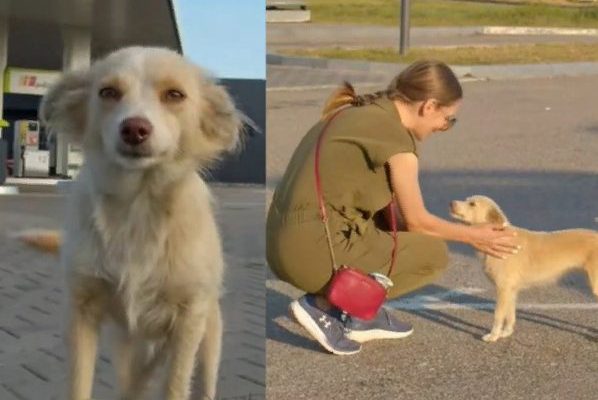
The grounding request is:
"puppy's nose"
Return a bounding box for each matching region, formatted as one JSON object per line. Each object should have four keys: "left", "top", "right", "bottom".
{"left": 450, "top": 201, "right": 457, "bottom": 210}
{"left": 120, "top": 117, "right": 152, "bottom": 146}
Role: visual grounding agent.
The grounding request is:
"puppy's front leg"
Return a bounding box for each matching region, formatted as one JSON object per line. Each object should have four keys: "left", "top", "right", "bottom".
{"left": 483, "top": 286, "right": 514, "bottom": 343}
{"left": 165, "top": 303, "right": 208, "bottom": 400}
{"left": 500, "top": 290, "right": 518, "bottom": 339}
{"left": 69, "top": 279, "right": 108, "bottom": 400}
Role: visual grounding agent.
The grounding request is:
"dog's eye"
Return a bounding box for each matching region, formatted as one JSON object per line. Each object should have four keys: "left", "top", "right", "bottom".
{"left": 99, "top": 87, "right": 122, "bottom": 100}
{"left": 163, "top": 89, "right": 186, "bottom": 102}
{"left": 469, "top": 201, "right": 476, "bottom": 207}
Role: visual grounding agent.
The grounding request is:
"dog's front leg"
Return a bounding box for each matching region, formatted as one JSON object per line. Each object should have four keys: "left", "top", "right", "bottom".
{"left": 165, "top": 303, "right": 208, "bottom": 400}
{"left": 68, "top": 279, "right": 108, "bottom": 400}
{"left": 483, "top": 286, "right": 515, "bottom": 343}
{"left": 500, "top": 290, "right": 518, "bottom": 339}
{"left": 197, "top": 300, "right": 223, "bottom": 400}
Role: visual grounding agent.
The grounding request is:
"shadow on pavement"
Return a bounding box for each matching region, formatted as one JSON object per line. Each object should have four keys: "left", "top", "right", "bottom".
{"left": 395, "top": 284, "right": 598, "bottom": 342}
{"left": 266, "top": 286, "right": 328, "bottom": 354}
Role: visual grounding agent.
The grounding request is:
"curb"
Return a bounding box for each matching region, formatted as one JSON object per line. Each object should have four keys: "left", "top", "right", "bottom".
{"left": 267, "top": 54, "right": 598, "bottom": 80}
{"left": 0, "top": 186, "right": 19, "bottom": 195}
{"left": 268, "top": 24, "right": 598, "bottom": 37}
{"left": 482, "top": 26, "right": 598, "bottom": 36}
{"left": 2, "top": 177, "right": 264, "bottom": 195}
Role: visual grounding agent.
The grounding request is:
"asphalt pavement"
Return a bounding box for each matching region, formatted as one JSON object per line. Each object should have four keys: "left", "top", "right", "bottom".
{"left": 266, "top": 69, "right": 598, "bottom": 400}
{"left": 267, "top": 24, "right": 598, "bottom": 52}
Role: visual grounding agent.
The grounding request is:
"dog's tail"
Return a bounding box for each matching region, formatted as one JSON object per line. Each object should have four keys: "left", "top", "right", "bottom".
{"left": 15, "top": 229, "right": 62, "bottom": 254}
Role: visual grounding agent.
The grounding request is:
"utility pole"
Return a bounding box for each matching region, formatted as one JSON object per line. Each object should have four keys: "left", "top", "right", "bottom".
{"left": 399, "top": 0, "right": 410, "bottom": 55}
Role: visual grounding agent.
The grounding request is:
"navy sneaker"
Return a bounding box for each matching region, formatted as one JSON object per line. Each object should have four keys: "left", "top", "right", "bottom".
{"left": 344, "top": 307, "right": 413, "bottom": 343}
{"left": 289, "top": 294, "right": 362, "bottom": 355}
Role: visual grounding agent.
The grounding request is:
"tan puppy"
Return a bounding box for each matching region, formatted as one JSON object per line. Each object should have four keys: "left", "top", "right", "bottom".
{"left": 450, "top": 195, "right": 598, "bottom": 342}
{"left": 34, "top": 47, "right": 243, "bottom": 400}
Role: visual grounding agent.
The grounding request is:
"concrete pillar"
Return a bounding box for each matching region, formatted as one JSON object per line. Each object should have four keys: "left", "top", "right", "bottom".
{"left": 0, "top": 16, "right": 8, "bottom": 140}
{"left": 57, "top": 26, "right": 90, "bottom": 177}
{"left": 0, "top": 16, "right": 8, "bottom": 187}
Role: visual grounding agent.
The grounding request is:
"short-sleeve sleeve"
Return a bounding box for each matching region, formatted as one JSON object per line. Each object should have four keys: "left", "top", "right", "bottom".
{"left": 331, "top": 103, "right": 417, "bottom": 168}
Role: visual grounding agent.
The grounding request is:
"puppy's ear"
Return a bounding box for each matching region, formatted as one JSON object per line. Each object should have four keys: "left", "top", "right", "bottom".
{"left": 198, "top": 78, "right": 244, "bottom": 155}
{"left": 486, "top": 208, "right": 506, "bottom": 225}
{"left": 39, "top": 69, "right": 91, "bottom": 140}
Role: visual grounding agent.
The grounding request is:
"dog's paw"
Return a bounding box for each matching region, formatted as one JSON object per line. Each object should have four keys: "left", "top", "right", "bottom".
{"left": 482, "top": 332, "right": 500, "bottom": 342}
{"left": 500, "top": 328, "right": 514, "bottom": 338}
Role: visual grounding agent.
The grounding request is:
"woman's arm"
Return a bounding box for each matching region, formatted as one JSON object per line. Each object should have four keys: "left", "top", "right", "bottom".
{"left": 387, "top": 152, "right": 518, "bottom": 258}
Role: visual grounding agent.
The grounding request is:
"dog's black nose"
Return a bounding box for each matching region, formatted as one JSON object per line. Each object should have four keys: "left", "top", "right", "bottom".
{"left": 120, "top": 117, "right": 152, "bottom": 146}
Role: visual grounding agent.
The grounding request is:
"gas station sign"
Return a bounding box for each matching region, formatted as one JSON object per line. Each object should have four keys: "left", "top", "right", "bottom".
{"left": 3, "top": 67, "right": 61, "bottom": 95}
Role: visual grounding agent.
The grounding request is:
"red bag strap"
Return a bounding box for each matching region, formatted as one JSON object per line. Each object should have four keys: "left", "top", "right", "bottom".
{"left": 314, "top": 108, "right": 398, "bottom": 276}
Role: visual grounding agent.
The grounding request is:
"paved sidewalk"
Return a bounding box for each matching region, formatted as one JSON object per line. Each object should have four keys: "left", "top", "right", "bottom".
{"left": 0, "top": 184, "right": 265, "bottom": 400}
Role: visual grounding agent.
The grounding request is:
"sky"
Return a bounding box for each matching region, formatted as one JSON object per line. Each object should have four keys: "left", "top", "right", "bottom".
{"left": 173, "top": 0, "right": 266, "bottom": 80}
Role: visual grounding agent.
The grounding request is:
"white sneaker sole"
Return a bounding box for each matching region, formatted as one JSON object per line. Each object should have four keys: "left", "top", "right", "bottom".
{"left": 346, "top": 327, "right": 414, "bottom": 343}
{"left": 289, "top": 301, "right": 361, "bottom": 356}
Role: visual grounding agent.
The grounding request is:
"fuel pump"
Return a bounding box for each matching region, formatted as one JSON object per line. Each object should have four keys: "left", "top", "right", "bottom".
{"left": 12, "top": 120, "right": 50, "bottom": 177}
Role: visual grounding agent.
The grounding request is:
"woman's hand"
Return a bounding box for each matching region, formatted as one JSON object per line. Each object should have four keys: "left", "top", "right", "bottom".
{"left": 468, "top": 224, "right": 520, "bottom": 259}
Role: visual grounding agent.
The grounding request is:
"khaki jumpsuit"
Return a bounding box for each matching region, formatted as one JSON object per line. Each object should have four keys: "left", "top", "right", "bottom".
{"left": 267, "top": 98, "right": 448, "bottom": 299}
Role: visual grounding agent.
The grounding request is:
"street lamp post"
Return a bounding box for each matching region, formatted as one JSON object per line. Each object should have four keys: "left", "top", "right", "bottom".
{"left": 399, "top": 0, "right": 410, "bottom": 55}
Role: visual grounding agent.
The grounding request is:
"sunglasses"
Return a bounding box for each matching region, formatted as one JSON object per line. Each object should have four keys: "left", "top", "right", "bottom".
{"left": 444, "top": 115, "right": 458, "bottom": 130}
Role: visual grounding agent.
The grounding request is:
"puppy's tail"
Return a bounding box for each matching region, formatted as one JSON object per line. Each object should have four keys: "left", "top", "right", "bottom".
{"left": 14, "top": 229, "right": 62, "bottom": 254}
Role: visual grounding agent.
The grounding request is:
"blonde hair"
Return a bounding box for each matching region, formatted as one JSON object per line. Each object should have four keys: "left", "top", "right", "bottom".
{"left": 321, "top": 60, "right": 463, "bottom": 120}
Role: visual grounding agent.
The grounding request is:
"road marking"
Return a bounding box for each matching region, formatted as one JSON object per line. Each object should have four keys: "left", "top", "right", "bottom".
{"left": 398, "top": 287, "right": 486, "bottom": 304}
{"left": 386, "top": 286, "right": 598, "bottom": 310}
{"left": 388, "top": 301, "right": 598, "bottom": 310}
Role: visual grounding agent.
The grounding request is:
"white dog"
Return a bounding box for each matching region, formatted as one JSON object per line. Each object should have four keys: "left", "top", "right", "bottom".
{"left": 32, "top": 46, "right": 243, "bottom": 400}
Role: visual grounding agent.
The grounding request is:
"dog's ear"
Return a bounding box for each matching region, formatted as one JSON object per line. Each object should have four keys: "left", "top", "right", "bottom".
{"left": 39, "top": 69, "right": 91, "bottom": 141}
{"left": 198, "top": 79, "right": 244, "bottom": 155}
{"left": 486, "top": 208, "right": 506, "bottom": 225}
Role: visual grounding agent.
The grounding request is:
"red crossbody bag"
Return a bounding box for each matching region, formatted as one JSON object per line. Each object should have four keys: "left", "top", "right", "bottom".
{"left": 314, "top": 109, "right": 398, "bottom": 321}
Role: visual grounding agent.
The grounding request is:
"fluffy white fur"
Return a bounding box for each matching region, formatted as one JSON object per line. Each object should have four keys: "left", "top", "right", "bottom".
{"left": 39, "top": 46, "right": 243, "bottom": 400}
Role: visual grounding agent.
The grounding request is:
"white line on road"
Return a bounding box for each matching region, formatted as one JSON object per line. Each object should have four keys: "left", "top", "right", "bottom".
{"left": 400, "top": 287, "right": 486, "bottom": 304}
{"left": 387, "top": 286, "right": 598, "bottom": 310}
{"left": 388, "top": 301, "right": 598, "bottom": 310}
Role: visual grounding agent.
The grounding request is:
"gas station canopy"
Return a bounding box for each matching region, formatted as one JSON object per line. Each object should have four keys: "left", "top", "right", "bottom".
{"left": 0, "top": 0, "right": 180, "bottom": 70}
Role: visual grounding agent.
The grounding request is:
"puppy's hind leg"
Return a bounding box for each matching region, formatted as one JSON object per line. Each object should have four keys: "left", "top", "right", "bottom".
{"left": 483, "top": 286, "right": 516, "bottom": 343}
{"left": 197, "top": 300, "right": 223, "bottom": 400}
{"left": 117, "top": 337, "right": 168, "bottom": 400}
{"left": 586, "top": 251, "right": 598, "bottom": 298}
